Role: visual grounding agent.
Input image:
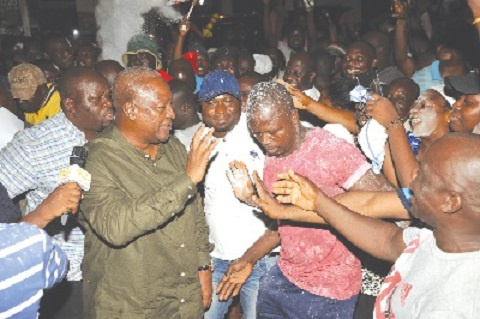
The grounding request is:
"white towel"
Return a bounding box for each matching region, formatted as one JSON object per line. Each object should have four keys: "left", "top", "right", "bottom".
{"left": 358, "top": 119, "right": 387, "bottom": 174}
{"left": 253, "top": 54, "right": 272, "bottom": 75}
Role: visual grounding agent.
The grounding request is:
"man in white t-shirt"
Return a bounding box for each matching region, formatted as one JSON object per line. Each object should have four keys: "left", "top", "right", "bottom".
{"left": 275, "top": 133, "right": 480, "bottom": 318}
{"left": 198, "top": 70, "right": 277, "bottom": 319}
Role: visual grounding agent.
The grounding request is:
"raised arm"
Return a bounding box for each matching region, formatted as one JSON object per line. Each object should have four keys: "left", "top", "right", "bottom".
{"left": 263, "top": 0, "right": 278, "bottom": 48}
{"left": 288, "top": 85, "right": 358, "bottom": 134}
{"left": 173, "top": 19, "right": 190, "bottom": 61}
{"left": 306, "top": 5, "right": 317, "bottom": 53}
{"left": 394, "top": 19, "right": 416, "bottom": 78}
{"left": 366, "top": 95, "right": 418, "bottom": 187}
{"left": 275, "top": 170, "right": 406, "bottom": 263}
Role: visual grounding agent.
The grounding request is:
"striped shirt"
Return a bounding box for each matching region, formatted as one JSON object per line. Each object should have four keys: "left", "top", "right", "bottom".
{"left": 0, "top": 223, "right": 67, "bottom": 319}
{"left": 0, "top": 112, "right": 87, "bottom": 281}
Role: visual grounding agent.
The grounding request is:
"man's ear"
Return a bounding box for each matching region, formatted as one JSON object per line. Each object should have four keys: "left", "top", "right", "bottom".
{"left": 372, "top": 58, "right": 378, "bottom": 69}
{"left": 63, "top": 97, "right": 75, "bottom": 115}
{"left": 440, "top": 191, "right": 462, "bottom": 214}
{"left": 123, "top": 101, "right": 138, "bottom": 121}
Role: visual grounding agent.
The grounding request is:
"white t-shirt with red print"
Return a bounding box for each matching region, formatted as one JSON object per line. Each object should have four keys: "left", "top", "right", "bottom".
{"left": 374, "top": 227, "right": 480, "bottom": 319}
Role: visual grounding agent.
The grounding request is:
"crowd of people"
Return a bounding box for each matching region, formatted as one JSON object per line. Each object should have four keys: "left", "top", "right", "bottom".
{"left": 1, "top": 0, "right": 480, "bottom": 318}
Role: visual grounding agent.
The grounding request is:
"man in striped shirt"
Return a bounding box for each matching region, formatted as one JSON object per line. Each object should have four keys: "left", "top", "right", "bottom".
{"left": 0, "top": 67, "right": 114, "bottom": 319}
{"left": 0, "top": 182, "right": 82, "bottom": 318}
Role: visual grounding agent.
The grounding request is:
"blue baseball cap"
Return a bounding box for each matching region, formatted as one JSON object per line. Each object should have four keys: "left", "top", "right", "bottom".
{"left": 198, "top": 70, "right": 241, "bottom": 102}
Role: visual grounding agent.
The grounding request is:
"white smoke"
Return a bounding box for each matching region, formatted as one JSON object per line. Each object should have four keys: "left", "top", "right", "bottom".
{"left": 96, "top": 0, "right": 182, "bottom": 63}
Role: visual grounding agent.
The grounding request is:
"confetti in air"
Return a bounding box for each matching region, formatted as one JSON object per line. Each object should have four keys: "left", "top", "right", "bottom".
{"left": 96, "top": 0, "right": 181, "bottom": 62}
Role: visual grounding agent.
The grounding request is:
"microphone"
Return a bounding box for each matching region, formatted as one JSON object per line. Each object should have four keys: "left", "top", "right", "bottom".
{"left": 58, "top": 146, "right": 91, "bottom": 226}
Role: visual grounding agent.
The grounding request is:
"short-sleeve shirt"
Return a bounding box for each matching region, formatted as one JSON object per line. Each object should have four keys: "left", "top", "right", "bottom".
{"left": 263, "top": 127, "right": 371, "bottom": 300}
{"left": 374, "top": 227, "right": 480, "bottom": 318}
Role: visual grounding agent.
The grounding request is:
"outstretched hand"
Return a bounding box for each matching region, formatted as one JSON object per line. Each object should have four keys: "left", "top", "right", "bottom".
{"left": 226, "top": 161, "right": 255, "bottom": 206}
{"left": 251, "top": 171, "right": 288, "bottom": 219}
{"left": 216, "top": 259, "right": 254, "bottom": 301}
{"left": 186, "top": 124, "right": 219, "bottom": 185}
{"left": 278, "top": 80, "right": 312, "bottom": 110}
{"left": 272, "top": 170, "right": 322, "bottom": 211}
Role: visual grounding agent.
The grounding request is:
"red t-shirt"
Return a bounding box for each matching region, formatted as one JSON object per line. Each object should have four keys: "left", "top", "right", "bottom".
{"left": 263, "top": 127, "right": 371, "bottom": 300}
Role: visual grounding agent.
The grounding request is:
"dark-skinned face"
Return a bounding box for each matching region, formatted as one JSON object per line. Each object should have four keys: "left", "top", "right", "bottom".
{"left": 239, "top": 77, "right": 258, "bottom": 112}
{"left": 76, "top": 46, "right": 98, "bottom": 68}
{"left": 450, "top": 94, "right": 480, "bottom": 133}
{"left": 249, "top": 108, "right": 298, "bottom": 157}
{"left": 70, "top": 75, "right": 114, "bottom": 133}
{"left": 171, "top": 91, "right": 191, "bottom": 129}
{"left": 134, "top": 78, "right": 175, "bottom": 143}
{"left": 387, "top": 82, "right": 418, "bottom": 121}
{"left": 283, "top": 57, "right": 314, "bottom": 91}
{"left": 201, "top": 94, "right": 241, "bottom": 135}
{"left": 342, "top": 44, "right": 375, "bottom": 79}
{"left": 238, "top": 57, "right": 254, "bottom": 77}
{"left": 287, "top": 28, "right": 306, "bottom": 51}
{"left": 46, "top": 39, "right": 74, "bottom": 70}
{"left": 127, "top": 52, "right": 157, "bottom": 70}
{"left": 196, "top": 52, "right": 210, "bottom": 77}
{"left": 170, "top": 67, "right": 195, "bottom": 93}
{"left": 213, "top": 56, "right": 239, "bottom": 78}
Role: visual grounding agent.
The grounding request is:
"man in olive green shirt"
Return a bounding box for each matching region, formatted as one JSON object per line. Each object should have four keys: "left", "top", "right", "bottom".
{"left": 80, "top": 67, "right": 218, "bottom": 319}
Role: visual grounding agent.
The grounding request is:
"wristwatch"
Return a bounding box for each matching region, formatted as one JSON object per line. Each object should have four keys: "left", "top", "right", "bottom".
{"left": 198, "top": 261, "right": 214, "bottom": 272}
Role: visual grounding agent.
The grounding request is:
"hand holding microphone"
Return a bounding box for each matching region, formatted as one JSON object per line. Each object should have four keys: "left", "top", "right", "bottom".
{"left": 58, "top": 146, "right": 91, "bottom": 225}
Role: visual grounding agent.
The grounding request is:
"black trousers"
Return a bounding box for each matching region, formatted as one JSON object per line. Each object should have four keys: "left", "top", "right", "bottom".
{"left": 40, "top": 280, "right": 83, "bottom": 319}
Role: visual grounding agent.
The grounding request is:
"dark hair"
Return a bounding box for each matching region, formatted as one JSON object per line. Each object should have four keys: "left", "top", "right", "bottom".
{"left": 328, "top": 79, "right": 356, "bottom": 112}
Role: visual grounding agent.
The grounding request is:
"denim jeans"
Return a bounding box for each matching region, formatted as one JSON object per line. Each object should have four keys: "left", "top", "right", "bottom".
{"left": 204, "top": 255, "right": 278, "bottom": 319}
{"left": 257, "top": 264, "right": 358, "bottom": 319}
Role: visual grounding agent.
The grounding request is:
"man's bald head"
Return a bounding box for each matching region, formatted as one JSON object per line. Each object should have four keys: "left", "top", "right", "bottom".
{"left": 410, "top": 133, "right": 480, "bottom": 226}
{"left": 426, "top": 134, "right": 480, "bottom": 192}
{"left": 246, "top": 82, "right": 295, "bottom": 122}
{"left": 58, "top": 67, "right": 107, "bottom": 109}
{"left": 113, "top": 67, "right": 168, "bottom": 109}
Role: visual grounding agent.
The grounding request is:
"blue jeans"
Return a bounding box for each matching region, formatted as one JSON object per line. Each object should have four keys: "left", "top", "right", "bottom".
{"left": 204, "top": 255, "right": 278, "bottom": 319}
{"left": 257, "top": 264, "right": 358, "bottom": 319}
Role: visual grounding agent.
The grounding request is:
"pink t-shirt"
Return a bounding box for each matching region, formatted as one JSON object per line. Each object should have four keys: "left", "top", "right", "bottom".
{"left": 264, "top": 127, "right": 371, "bottom": 300}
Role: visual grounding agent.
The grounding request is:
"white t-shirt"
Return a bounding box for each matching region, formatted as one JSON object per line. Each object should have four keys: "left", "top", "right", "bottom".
{"left": 204, "top": 115, "right": 268, "bottom": 260}
{"left": 174, "top": 121, "right": 202, "bottom": 151}
{"left": 374, "top": 227, "right": 480, "bottom": 319}
{"left": 0, "top": 108, "right": 23, "bottom": 150}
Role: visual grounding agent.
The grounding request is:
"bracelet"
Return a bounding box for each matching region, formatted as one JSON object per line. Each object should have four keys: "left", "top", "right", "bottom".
{"left": 385, "top": 119, "right": 403, "bottom": 132}
{"left": 473, "top": 17, "right": 480, "bottom": 25}
{"left": 198, "top": 262, "right": 214, "bottom": 271}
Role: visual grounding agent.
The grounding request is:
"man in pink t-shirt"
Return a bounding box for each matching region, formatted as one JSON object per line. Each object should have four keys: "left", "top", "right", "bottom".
{"left": 220, "top": 82, "right": 393, "bottom": 318}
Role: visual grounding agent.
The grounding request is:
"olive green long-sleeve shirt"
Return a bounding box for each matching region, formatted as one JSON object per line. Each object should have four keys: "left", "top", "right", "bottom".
{"left": 79, "top": 126, "right": 213, "bottom": 319}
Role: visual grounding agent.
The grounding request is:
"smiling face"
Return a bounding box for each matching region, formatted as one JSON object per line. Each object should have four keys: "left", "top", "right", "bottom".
{"left": 135, "top": 78, "right": 175, "bottom": 143}
{"left": 287, "top": 26, "right": 306, "bottom": 51}
{"left": 201, "top": 94, "right": 241, "bottom": 137}
{"left": 342, "top": 42, "right": 376, "bottom": 79}
{"left": 450, "top": 94, "right": 480, "bottom": 133}
{"left": 410, "top": 90, "right": 449, "bottom": 138}
{"left": 196, "top": 52, "right": 210, "bottom": 77}
{"left": 283, "top": 53, "right": 315, "bottom": 91}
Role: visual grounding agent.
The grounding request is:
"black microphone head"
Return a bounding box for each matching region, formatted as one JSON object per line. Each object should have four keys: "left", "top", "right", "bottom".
{"left": 70, "top": 146, "right": 88, "bottom": 168}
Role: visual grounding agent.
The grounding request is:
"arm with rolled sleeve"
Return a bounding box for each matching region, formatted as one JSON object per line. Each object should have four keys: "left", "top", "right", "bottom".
{"left": 81, "top": 156, "right": 198, "bottom": 247}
